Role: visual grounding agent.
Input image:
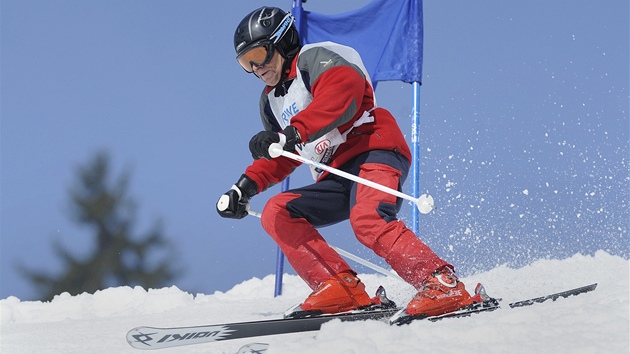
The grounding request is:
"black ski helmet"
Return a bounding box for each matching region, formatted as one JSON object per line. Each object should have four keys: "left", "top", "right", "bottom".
{"left": 234, "top": 7, "right": 300, "bottom": 60}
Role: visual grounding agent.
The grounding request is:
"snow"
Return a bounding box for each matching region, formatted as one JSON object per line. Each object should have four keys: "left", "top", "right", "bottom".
{"left": 1, "top": 251, "right": 628, "bottom": 354}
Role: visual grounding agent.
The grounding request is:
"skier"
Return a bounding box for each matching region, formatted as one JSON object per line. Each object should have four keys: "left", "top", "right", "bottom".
{"left": 217, "top": 6, "right": 478, "bottom": 317}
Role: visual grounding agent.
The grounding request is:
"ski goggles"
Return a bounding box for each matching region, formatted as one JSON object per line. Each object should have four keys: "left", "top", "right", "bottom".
{"left": 236, "top": 42, "right": 275, "bottom": 73}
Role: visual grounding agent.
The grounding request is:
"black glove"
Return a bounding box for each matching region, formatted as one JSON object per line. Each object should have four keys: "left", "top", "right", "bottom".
{"left": 216, "top": 174, "right": 258, "bottom": 219}
{"left": 249, "top": 126, "right": 300, "bottom": 160}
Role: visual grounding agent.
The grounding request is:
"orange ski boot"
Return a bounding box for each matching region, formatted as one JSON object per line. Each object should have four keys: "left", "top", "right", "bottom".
{"left": 300, "top": 272, "right": 374, "bottom": 314}
{"left": 406, "top": 266, "right": 478, "bottom": 317}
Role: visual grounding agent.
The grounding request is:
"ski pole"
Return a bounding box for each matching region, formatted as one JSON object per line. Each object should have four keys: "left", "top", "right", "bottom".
{"left": 268, "top": 144, "right": 435, "bottom": 214}
{"left": 247, "top": 209, "right": 404, "bottom": 281}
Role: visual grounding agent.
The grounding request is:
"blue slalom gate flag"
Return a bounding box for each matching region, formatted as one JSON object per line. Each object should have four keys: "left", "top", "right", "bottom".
{"left": 292, "top": 0, "right": 423, "bottom": 87}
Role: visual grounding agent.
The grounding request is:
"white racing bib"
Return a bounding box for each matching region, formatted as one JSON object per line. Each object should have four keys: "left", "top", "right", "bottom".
{"left": 267, "top": 42, "right": 375, "bottom": 180}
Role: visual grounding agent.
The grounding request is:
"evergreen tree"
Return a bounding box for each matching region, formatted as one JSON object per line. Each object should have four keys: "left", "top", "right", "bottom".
{"left": 19, "top": 151, "right": 179, "bottom": 301}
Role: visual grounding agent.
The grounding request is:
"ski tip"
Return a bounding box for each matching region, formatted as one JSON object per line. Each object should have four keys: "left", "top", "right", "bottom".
{"left": 508, "top": 283, "right": 599, "bottom": 308}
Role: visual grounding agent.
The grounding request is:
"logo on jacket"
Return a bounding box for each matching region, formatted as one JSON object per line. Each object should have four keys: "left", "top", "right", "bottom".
{"left": 320, "top": 59, "right": 333, "bottom": 68}
{"left": 282, "top": 102, "right": 300, "bottom": 124}
{"left": 315, "top": 139, "right": 331, "bottom": 155}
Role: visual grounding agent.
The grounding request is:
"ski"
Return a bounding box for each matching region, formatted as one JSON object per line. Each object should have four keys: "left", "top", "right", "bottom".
{"left": 126, "top": 283, "right": 597, "bottom": 350}
{"left": 390, "top": 283, "right": 598, "bottom": 325}
{"left": 127, "top": 285, "right": 398, "bottom": 350}
{"left": 126, "top": 306, "right": 400, "bottom": 350}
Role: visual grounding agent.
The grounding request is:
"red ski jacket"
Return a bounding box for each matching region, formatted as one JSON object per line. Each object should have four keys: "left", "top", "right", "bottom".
{"left": 244, "top": 43, "right": 411, "bottom": 194}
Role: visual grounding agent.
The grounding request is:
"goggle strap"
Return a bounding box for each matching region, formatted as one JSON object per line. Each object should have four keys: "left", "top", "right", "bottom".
{"left": 268, "top": 13, "right": 295, "bottom": 45}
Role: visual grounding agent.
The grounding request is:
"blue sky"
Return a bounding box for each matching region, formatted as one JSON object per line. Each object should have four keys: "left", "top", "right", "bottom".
{"left": 1, "top": 0, "right": 628, "bottom": 301}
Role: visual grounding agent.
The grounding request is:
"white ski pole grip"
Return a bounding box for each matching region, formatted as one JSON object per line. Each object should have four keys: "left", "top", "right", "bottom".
{"left": 217, "top": 185, "right": 243, "bottom": 212}
{"left": 217, "top": 194, "right": 230, "bottom": 211}
{"left": 268, "top": 133, "right": 287, "bottom": 158}
{"left": 268, "top": 142, "right": 284, "bottom": 159}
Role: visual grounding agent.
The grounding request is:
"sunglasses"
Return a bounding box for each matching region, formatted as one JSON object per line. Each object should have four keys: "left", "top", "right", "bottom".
{"left": 236, "top": 42, "right": 275, "bottom": 73}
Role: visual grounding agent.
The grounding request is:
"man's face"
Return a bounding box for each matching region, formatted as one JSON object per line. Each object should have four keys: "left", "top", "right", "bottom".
{"left": 253, "top": 49, "right": 284, "bottom": 86}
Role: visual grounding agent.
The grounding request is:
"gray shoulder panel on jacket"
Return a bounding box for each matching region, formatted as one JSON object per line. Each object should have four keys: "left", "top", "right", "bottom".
{"left": 297, "top": 46, "right": 365, "bottom": 88}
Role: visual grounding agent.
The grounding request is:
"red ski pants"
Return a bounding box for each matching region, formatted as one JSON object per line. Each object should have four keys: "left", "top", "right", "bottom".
{"left": 260, "top": 150, "right": 449, "bottom": 290}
